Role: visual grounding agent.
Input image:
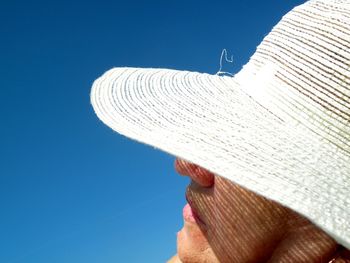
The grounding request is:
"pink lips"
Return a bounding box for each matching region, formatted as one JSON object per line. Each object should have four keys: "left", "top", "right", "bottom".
{"left": 183, "top": 203, "right": 197, "bottom": 223}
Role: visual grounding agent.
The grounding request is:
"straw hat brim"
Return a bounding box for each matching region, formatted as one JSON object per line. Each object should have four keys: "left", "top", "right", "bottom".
{"left": 91, "top": 66, "right": 350, "bottom": 249}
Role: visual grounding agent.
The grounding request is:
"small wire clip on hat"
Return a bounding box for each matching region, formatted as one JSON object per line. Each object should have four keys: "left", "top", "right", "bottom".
{"left": 216, "top": 48, "right": 234, "bottom": 77}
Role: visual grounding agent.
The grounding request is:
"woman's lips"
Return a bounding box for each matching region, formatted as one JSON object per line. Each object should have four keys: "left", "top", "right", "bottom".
{"left": 183, "top": 179, "right": 211, "bottom": 228}
{"left": 182, "top": 203, "right": 206, "bottom": 227}
{"left": 183, "top": 203, "right": 197, "bottom": 223}
{"left": 184, "top": 192, "right": 206, "bottom": 226}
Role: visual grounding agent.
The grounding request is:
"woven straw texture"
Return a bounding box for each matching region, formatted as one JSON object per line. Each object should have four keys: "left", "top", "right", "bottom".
{"left": 91, "top": 0, "right": 350, "bottom": 249}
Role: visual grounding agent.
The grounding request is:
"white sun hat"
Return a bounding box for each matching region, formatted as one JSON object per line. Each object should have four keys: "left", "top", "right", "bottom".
{"left": 90, "top": 0, "right": 350, "bottom": 249}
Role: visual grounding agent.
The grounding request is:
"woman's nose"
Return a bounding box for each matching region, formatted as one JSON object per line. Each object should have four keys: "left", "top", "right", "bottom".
{"left": 174, "top": 158, "right": 214, "bottom": 187}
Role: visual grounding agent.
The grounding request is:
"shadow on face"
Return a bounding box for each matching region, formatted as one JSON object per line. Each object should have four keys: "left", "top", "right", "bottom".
{"left": 175, "top": 158, "right": 341, "bottom": 263}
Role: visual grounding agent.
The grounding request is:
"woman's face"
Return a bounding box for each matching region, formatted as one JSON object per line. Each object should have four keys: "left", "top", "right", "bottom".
{"left": 173, "top": 158, "right": 340, "bottom": 263}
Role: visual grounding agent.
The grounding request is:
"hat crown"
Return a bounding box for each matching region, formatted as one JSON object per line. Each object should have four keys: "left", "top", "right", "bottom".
{"left": 238, "top": 0, "right": 350, "bottom": 155}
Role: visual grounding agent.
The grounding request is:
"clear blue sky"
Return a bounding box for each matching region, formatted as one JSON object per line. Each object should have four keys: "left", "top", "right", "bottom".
{"left": 1, "top": 0, "right": 305, "bottom": 262}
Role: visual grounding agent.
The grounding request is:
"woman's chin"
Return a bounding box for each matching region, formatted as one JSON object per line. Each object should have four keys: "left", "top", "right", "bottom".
{"left": 176, "top": 221, "right": 217, "bottom": 262}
